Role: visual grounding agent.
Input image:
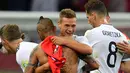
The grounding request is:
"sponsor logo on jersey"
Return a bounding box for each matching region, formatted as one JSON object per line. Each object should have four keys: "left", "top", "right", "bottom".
{"left": 21, "top": 60, "right": 28, "bottom": 69}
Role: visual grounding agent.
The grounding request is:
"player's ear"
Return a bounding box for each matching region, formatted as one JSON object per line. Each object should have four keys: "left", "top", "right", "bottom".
{"left": 53, "top": 26, "right": 56, "bottom": 33}
{"left": 58, "top": 20, "right": 61, "bottom": 29}
{"left": 3, "top": 39, "right": 9, "bottom": 45}
{"left": 21, "top": 33, "right": 25, "bottom": 40}
{"left": 106, "top": 16, "right": 110, "bottom": 22}
{"left": 91, "top": 12, "right": 96, "bottom": 20}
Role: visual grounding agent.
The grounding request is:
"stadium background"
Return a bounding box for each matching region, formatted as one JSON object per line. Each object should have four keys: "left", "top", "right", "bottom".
{"left": 0, "top": 0, "right": 130, "bottom": 73}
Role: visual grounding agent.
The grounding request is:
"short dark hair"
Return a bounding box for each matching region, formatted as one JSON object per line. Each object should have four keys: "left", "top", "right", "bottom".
{"left": 0, "top": 24, "right": 23, "bottom": 41}
{"left": 59, "top": 8, "right": 76, "bottom": 23}
{"left": 37, "top": 16, "right": 54, "bottom": 32}
{"left": 84, "top": 0, "right": 107, "bottom": 16}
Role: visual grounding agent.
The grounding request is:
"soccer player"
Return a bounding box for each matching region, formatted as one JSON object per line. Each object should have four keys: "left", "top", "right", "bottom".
{"left": 0, "top": 24, "right": 38, "bottom": 72}
{"left": 83, "top": 0, "right": 130, "bottom": 73}
{"left": 24, "top": 17, "right": 57, "bottom": 73}
{"left": 25, "top": 9, "right": 99, "bottom": 73}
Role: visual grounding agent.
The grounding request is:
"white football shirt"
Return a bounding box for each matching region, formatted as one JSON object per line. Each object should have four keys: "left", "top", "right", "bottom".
{"left": 72, "top": 35, "right": 92, "bottom": 73}
{"left": 84, "top": 24, "right": 130, "bottom": 73}
{"left": 16, "top": 41, "right": 38, "bottom": 72}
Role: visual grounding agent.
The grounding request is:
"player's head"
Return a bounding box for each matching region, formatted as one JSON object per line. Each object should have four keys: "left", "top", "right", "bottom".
{"left": 37, "top": 16, "right": 56, "bottom": 41}
{"left": 58, "top": 8, "right": 76, "bottom": 36}
{"left": 0, "top": 24, "right": 23, "bottom": 54}
{"left": 84, "top": 0, "right": 108, "bottom": 27}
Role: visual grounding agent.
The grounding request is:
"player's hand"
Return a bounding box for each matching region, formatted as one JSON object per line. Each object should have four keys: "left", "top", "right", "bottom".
{"left": 116, "top": 41, "right": 130, "bottom": 55}
{"left": 35, "top": 62, "right": 50, "bottom": 73}
{"left": 51, "top": 36, "right": 67, "bottom": 45}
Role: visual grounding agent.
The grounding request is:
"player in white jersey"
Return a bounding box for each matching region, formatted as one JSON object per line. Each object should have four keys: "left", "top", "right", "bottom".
{"left": 16, "top": 42, "right": 38, "bottom": 71}
{"left": 84, "top": 25, "right": 129, "bottom": 73}
{"left": 0, "top": 24, "right": 38, "bottom": 72}
{"left": 83, "top": 0, "right": 130, "bottom": 73}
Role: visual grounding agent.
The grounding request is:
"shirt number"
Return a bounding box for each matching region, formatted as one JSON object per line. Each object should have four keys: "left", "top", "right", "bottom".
{"left": 107, "top": 41, "right": 118, "bottom": 68}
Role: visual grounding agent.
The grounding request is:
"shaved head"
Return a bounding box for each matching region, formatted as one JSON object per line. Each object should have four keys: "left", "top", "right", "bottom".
{"left": 37, "top": 16, "right": 56, "bottom": 40}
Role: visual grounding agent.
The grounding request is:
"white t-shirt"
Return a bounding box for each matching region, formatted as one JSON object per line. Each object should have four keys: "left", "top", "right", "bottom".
{"left": 16, "top": 41, "right": 38, "bottom": 72}
{"left": 84, "top": 24, "right": 130, "bottom": 73}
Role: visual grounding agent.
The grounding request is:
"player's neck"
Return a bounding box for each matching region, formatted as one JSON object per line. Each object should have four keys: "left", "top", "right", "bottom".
{"left": 47, "top": 32, "right": 56, "bottom": 37}
{"left": 94, "top": 18, "right": 109, "bottom": 28}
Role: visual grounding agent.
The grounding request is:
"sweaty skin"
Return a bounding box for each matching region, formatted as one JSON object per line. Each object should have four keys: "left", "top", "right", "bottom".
{"left": 25, "top": 42, "right": 78, "bottom": 73}
{"left": 61, "top": 46, "right": 78, "bottom": 73}
{"left": 25, "top": 13, "right": 98, "bottom": 73}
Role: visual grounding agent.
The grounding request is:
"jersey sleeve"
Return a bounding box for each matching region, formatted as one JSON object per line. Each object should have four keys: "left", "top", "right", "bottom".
{"left": 122, "top": 54, "right": 130, "bottom": 61}
{"left": 74, "top": 35, "right": 92, "bottom": 47}
{"left": 84, "top": 30, "right": 91, "bottom": 37}
{"left": 121, "top": 39, "right": 130, "bottom": 61}
{"left": 77, "top": 59, "right": 86, "bottom": 73}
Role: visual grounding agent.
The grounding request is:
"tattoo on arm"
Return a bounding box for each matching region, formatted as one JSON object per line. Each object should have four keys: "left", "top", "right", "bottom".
{"left": 30, "top": 45, "right": 39, "bottom": 59}
{"left": 79, "top": 54, "right": 99, "bottom": 71}
{"left": 24, "top": 45, "right": 39, "bottom": 73}
{"left": 78, "top": 54, "right": 96, "bottom": 63}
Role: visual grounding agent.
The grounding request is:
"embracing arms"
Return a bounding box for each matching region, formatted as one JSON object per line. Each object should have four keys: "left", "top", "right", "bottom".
{"left": 24, "top": 45, "right": 50, "bottom": 73}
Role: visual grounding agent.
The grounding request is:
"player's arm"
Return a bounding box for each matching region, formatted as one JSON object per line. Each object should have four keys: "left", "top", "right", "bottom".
{"left": 51, "top": 36, "right": 92, "bottom": 54}
{"left": 79, "top": 54, "right": 99, "bottom": 71}
{"left": 120, "top": 61, "right": 130, "bottom": 73}
{"left": 120, "top": 54, "right": 130, "bottom": 73}
{"left": 24, "top": 46, "right": 39, "bottom": 73}
{"left": 35, "top": 62, "right": 50, "bottom": 73}
{"left": 116, "top": 41, "right": 130, "bottom": 55}
{"left": 116, "top": 40, "right": 130, "bottom": 73}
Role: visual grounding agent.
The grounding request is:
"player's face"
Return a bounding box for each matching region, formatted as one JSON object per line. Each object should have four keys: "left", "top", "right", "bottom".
{"left": 1, "top": 38, "right": 22, "bottom": 54}
{"left": 37, "top": 24, "right": 44, "bottom": 41}
{"left": 58, "top": 17, "right": 76, "bottom": 36}
{"left": 86, "top": 13, "right": 95, "bottom": 27}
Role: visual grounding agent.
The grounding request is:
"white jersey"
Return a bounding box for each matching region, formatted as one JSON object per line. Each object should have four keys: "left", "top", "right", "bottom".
{"left": 72, "top": 35, "right": 92, "bottom": 73}
{"left": 84, "top": 24, "right": 130, "bottom": 73}
{"left": 16, "top": 41, "right": 38, "bottom": 72}
{"left": 73, "top": 35, "right": 91, "bottom": 46}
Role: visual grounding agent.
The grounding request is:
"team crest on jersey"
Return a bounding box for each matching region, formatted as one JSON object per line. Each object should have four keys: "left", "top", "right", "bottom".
{"left": 21, "top": 60, "right": 28, "bottom": 69}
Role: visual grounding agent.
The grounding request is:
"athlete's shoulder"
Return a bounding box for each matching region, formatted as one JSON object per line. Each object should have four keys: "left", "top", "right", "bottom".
{"left": 20, "top": 41, "right": 38, "bottom": 45}
{"left": 84, "top": 30, "right": 92, "bottom": 37}
{"left": 20, "top": 41, "right": 38, "bottom": 47}
{"left": 84, "top": 26, "right": 102, "bottom": 37}
{"left": 73, "top": 35, "right": 87, "bottom": 40}
{"left": 19, "top": 41, "right": 38, "bottom": 51}
{"left": 73, "top": 35, "right": 90, "bottom": 45}
{"left": 84, "top": 29, "right": 99, "bottom": 38}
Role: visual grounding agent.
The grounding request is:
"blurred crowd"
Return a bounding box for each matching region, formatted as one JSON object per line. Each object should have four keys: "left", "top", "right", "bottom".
{"left": 0, "top": 0, "right": 130, "bottom": 12}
